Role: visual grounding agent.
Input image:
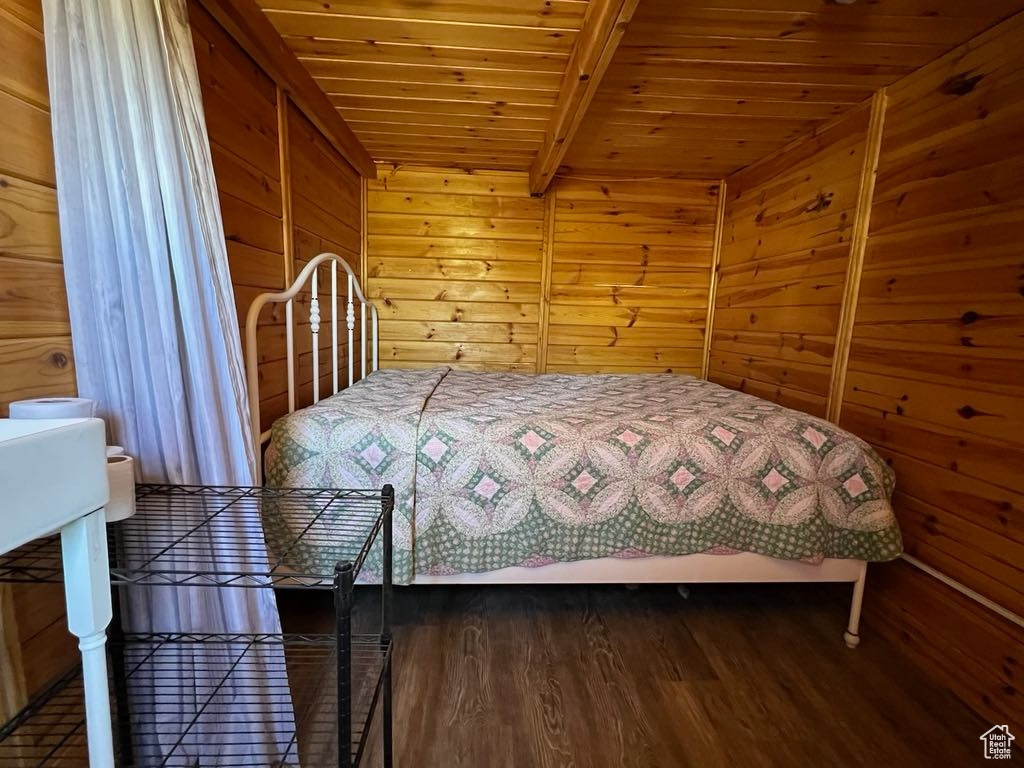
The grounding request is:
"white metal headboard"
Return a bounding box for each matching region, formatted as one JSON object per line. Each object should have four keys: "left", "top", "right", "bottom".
{"left": 244, "top": 252, "right": 379, "bottom": 456}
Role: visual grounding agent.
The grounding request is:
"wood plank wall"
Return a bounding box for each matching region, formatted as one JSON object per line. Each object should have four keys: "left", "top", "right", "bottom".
{"left": 0, "top": 1, "right": 368, "bottom": 718}
{"left": 709, "top": 10, "right": 1024, "bottom": 730}
{"left": 192, "top": 2, "right": 284, "bottom": 434}
{"left": 0, "top": 0, "right": 73, "bottom": 413}
{"left": 189, "top": 0, "right": 363, "bottom": 432}
{"left": 366, "top": 168, "right": 718, "bottom": 372}
{"left": 288, "top": 105, "right": 364, "bottom": 407}
{"left": 547, "top": 179, "right": 718, "bottom": 374}
{"left": 839, "top": 12, "right": 1024, "bottom": 730}
{"left": 366, "top": 165, "right": 546, "bottom": 371}
{"left": 2, "top": 0, "right": 1020, "bottom": 734}
{"left": 708, "top": 102, "right": 873, "bottom": 418}
{"left": 0, "top": 0, "right": 79, "bottom": 720}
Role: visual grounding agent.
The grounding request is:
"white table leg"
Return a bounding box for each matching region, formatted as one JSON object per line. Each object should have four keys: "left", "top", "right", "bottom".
{"left": 61, "top": 507, "right": 115, "bottom": 768}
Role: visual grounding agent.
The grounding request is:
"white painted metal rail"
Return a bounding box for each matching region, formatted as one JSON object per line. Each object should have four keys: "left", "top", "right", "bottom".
{"left": 244, "top": 253, "right": 378, "bottom": 461}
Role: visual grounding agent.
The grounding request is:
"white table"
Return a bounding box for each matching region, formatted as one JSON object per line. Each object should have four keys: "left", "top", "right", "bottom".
{"left": 0, "top": 418, "right": 114, "bottom": 767}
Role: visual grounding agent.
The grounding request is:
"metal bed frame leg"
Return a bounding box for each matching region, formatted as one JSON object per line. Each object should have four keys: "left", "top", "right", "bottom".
{"left": 844, "top": 562, "right": 868, "bottom": 649}
{"left": 335, "top": 561, "right": 354, "bottom": 768}
{"left": 381, "top": 484, "right": 394, "bottom": 768}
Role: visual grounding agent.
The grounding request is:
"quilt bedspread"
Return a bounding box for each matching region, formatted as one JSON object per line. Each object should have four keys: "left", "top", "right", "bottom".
{"left": 264, "top": 368, "right": 902, "bottom": 583}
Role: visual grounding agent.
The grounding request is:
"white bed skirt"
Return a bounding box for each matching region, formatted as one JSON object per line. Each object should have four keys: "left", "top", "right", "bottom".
{"left": 411, "top": 553, "right": 865, "bottom": 585}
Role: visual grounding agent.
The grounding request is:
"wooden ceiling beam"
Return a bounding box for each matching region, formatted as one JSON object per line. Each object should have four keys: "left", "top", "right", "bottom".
{"left": 528, "top": 0, "right": 640, "bottom": 195}
{"left": 196, "top": 0, "right": 376, "bottom": 178}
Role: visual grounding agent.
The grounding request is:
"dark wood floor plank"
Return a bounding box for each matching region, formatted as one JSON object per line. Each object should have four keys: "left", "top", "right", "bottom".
{"left": 574, "top": 589, "right": 662, "bottom": 768}
{"left": 682, "top": 598, "right": 825, "bottom": 766}
{"left": 278, "top": 583, "right": 986, "bottom": 767}
{"left": 599, "top": 586, "right": 717, "bottom": 683}
{"left": 484, "top": 588, "right": 559, "bottom": 768}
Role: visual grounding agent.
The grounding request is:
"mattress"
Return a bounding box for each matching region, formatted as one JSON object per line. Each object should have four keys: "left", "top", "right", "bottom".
{"left": 264, "top": 367, "right": 902, "bottom": 584}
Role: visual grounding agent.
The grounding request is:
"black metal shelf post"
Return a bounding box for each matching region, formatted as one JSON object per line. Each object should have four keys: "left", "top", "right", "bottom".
{"left": 335, "top": 560, "right": 355, "bottom": 768}
{"left": 382, "top": 484, "right": 394, "bottom": 768}
{"left": 0, "top": 483, "right": 396, "bottom": 768}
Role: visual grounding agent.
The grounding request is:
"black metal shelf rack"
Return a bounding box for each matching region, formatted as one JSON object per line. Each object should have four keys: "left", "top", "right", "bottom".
{"left": 0, "top": 483, "right": 395, "bottom": 768}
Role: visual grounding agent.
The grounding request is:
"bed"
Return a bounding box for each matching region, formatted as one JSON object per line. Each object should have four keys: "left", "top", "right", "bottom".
{"left": 245, "top": 254, "right": 902, "bottom": 647}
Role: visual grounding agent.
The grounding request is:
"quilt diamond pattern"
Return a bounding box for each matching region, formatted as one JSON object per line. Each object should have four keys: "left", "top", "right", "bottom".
{"left": 264, "top": 368, "right": 902, "bottom": 583}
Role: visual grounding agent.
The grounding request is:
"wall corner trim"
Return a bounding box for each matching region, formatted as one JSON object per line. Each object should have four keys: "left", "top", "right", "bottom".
{"left": 825, "top": 89, "right": 887, "bottom": 424}
{"left": 701, "top": 180, "right": 727, "bottom": 380}
{"left": 536, "top": 189, "right": 557, "bottom": 373}
{"left": 360, "top": 176, "right": 368, "bottom": 295}
{"left": 276, "top": 87, "right": 294, "bottom": 287}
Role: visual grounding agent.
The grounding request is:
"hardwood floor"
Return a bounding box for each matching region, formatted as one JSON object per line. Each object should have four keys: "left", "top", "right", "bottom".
{"left": 278, "top": 583, "right": 986, "bottom": 767}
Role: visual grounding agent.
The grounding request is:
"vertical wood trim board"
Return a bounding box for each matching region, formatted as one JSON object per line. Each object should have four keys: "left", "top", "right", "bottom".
{"left": 277, "top": 87, "right": 294, "bottom": 286}
{"left": 536, "top": 189, "right": 556, "bottom": 373}
{"left": 701, "top": 181, "right": 726, "bottom": 380}
{"left": 825, "top": 89, "right": 886, "bottom": 424}
{"left": 360, "top": 176, "right": 368, "bottom": 294}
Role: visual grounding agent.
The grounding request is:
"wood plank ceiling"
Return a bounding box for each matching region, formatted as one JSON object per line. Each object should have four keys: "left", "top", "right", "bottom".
{"left": 260, "top": 0, "right": 1024, "bottom": 179}
{"left": 565, "top": 0, "right": 1024, "bottom": 177}
{"left": 257, "top": 0, "right": 588, "bottom": 171}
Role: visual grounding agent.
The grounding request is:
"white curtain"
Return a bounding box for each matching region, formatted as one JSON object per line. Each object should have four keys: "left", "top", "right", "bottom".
{"left": 43, "top": 0, "right": 294, "bottom": 764}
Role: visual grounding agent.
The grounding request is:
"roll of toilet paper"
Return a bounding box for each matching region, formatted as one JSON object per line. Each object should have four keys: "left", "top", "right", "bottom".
{"left": 9, "top": 397, "right": 97, "bottom": 419}
{"left": 106, "top": 445, "right": 125, "bottom": 457}
{"left": 105, "top": 454, "right": 136, "bottom": 523}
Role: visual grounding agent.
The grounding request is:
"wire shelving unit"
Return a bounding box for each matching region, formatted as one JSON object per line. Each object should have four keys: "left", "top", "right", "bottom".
{"left": 0, "top": 483, "right": 395, "bottom": 768}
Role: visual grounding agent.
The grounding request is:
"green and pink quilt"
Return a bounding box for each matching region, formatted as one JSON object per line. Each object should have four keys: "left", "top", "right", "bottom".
{"left": 265, "top": 368, "right": 902, "bottom": 584}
